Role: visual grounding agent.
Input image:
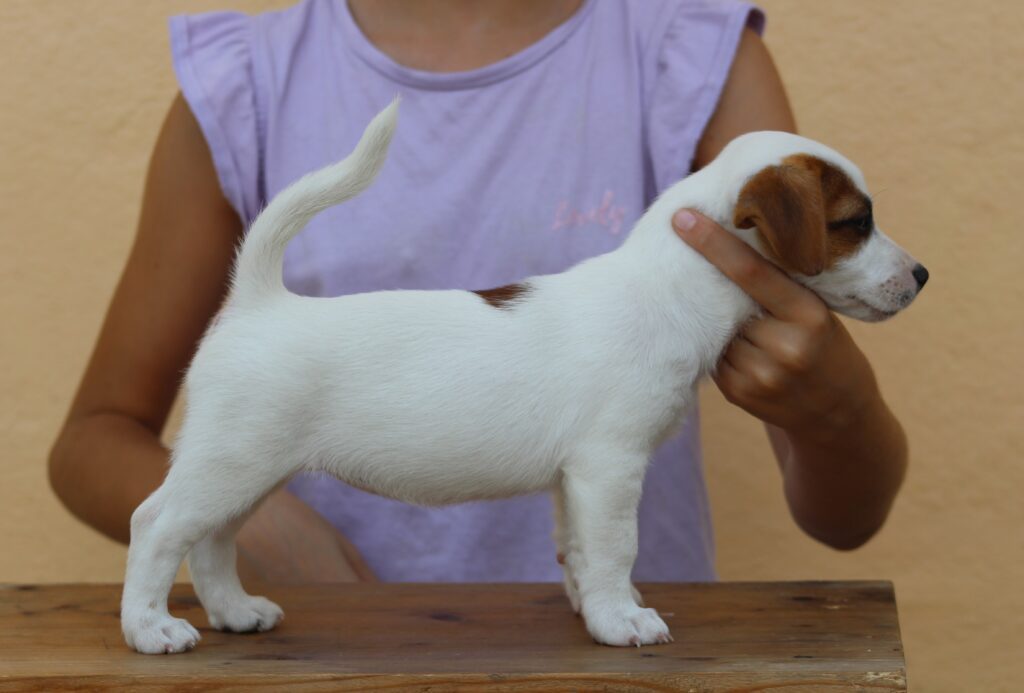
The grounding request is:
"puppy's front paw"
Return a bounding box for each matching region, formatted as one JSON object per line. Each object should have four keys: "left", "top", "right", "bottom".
{"left": 583, "top": 603, "right": 672, "bottom": 647}
{"left": 123, "top": 611, "right": 201, "bottom": 654}
{"left": 206, "top": 595, "right": 283, "bottom": 633}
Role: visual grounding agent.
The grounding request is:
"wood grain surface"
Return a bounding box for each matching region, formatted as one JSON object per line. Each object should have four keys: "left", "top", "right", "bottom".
{"left": 0, "top": 582, "right": 906, "bottom": 691}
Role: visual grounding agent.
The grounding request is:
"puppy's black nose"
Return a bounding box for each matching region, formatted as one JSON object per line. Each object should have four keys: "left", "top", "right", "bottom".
{"left": 912, "top": 264, "right": 929, "bottom": 290}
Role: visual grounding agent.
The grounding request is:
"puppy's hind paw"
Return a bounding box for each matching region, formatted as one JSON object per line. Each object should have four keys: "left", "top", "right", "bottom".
{"left": 206, "top": 595, "right": 283, "bottom": 633}
{"left": 123, "top": 612, "right": 201, "bottom": 654}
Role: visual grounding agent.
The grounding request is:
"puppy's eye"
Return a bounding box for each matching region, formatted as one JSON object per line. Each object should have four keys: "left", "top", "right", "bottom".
{"left": 851, "top": 215, "right": 874, "bottom": 235}
{"left": 828, "top": 215, "right": 874, "bottom": 236}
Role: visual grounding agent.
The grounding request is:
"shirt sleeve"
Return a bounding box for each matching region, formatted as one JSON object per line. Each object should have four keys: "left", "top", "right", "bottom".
{"left": 168, "top": 12, "right": 264, "bottom": 226}
{"left": 647, "top": 1, "right": 765, "bottom": 194}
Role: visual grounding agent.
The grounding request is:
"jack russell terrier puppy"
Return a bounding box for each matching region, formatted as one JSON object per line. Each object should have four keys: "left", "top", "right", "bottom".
{"left": 122, "top": 99, "right": 927, "bottom": 654}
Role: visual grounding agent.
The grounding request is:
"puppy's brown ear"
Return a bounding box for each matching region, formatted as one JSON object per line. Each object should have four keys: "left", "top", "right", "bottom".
{"left": 733, "top": 161, "right": 827, "bottom": 276}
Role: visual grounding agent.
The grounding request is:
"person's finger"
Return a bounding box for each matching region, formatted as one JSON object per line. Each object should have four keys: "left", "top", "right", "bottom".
{"left": 672, "top": 209, "right": 822, "bottom": 322}
{"left": 712, "top": 357, "right": 751, "bottom": 406}
{"left": 723, "top": 335, "right": 790, "bottom": 394}
{"left": 741, "top": 316, "right": 810, "bottom": 365}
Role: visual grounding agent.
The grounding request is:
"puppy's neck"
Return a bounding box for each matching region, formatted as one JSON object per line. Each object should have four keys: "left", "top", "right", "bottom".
{"left": 609, "top": 173, "right": 760, "bottom": 373}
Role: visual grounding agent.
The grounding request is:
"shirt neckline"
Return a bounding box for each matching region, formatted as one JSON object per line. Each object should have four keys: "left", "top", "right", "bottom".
{"left": 331, "top": 0, "right": 594, "bottom": 91}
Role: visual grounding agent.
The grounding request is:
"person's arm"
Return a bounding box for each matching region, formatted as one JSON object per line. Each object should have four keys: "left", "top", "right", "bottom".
{"left": 48, "top": 93, "right": 374, "bottom": 582}
{"left": 682, "top": 29, "right": 907, "bottom": 549}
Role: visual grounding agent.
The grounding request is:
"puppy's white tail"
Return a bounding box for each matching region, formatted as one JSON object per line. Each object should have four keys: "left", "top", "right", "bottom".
{"left": 229, "top": 98, "right": 399, "bottom": 305}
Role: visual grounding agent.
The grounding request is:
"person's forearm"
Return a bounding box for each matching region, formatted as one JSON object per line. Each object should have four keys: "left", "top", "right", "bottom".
{"left": 235, "top": 488, "right": 378, "bottom": 583}
{"left": 769, "top": 385, "right": 908, "bottom": 550}
{"left": 49, "top": 413, "right": 376, "bottom": 582}
{"left": 49, "top": 412, "right": 170, "bottom": 544}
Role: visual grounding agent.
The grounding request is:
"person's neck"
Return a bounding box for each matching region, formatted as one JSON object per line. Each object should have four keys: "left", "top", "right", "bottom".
{"left": 346, "top": 0, "right": 584, "bottom": 72}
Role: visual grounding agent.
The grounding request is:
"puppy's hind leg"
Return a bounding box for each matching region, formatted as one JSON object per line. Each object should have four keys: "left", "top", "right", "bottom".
{"left": 121, "top": 452, "right": 289, "bottom": 654}
{"left": 120, "top": 487, "right": 200, "bottom": 654}
{"left": 188, "top": 509, "right": 283, "bottom": 634}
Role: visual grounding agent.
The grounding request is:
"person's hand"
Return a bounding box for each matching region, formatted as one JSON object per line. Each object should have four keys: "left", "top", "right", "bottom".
{"left": 235, "top": 488, "right": 377, "bottom": 585}
{"left": 671, "top": 210, "right": 881, "bottom": 438}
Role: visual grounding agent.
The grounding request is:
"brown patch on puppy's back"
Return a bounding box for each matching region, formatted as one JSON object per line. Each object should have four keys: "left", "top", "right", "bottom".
{"left": 473, "top": 283, "right": 530, "bottom": 309}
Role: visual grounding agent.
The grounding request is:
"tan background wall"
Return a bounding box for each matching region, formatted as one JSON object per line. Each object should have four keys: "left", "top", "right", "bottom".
{"left": 1, "top": 1, "right": 1020, "bottom": 690}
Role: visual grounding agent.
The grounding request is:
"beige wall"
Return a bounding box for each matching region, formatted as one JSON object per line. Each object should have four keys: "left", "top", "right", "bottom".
{"left": 1, "top": 1, "right": 1020, "bottom": 690}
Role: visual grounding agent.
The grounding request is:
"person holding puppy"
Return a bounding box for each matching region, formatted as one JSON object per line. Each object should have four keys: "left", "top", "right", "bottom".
{"left": 49, "top": 0, "right": 907, "bottom": 584}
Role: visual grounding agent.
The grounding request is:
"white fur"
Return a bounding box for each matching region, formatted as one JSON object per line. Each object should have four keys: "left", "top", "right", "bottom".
{"left": 121, "top": 100, "right": 921, "bottom": 653}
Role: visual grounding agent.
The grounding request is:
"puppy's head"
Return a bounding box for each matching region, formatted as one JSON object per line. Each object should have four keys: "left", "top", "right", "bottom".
{"left": 721, "top": 132, "right": 926, "bottom": 322}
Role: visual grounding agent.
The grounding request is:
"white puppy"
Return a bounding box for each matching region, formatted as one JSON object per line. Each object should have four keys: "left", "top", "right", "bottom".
{"left": 122, "top": 100, "right": 926, "bottom": 654}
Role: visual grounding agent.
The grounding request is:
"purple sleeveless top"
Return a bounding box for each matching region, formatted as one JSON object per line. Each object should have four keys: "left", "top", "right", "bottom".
{"left": 169, "top": 0, "right": 763, "bottom": 582}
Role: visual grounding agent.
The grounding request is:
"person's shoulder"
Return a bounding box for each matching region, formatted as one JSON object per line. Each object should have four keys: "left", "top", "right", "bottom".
{"left": 587, "top": 0, "right": 678, "bottom": 52}
{"left": 589, "top": 0, "right": 760, "bottom": 58}
{"left": 170, "top": 0, "right": 328, "bottom": 54}
{"left": 639, "top": 0, "right": 766, "bottom": 189}
{"left": 236, "top": 0, "right": 338, "bottom": 48}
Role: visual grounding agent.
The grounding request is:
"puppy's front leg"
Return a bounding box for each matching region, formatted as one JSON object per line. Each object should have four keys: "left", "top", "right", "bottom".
{"left": 563, "top": 457, "right": 671, "bottom": 646}
{"left": 552, "top": 482, "right": 645, "bottom": 615}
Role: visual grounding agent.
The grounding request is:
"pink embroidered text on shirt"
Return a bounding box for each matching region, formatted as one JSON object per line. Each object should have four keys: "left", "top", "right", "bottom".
{"left": 551, "top": 190, "right": 626, "bottom": 235}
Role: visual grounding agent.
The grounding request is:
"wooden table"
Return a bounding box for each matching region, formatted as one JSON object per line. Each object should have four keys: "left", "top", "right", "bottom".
{"left": 0, "top": 582, "right": 906, "bottom": 691}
